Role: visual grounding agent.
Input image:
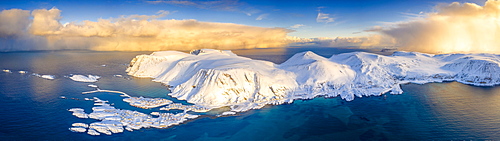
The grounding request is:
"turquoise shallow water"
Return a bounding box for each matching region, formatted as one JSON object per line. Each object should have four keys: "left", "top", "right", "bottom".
{"left": 0, "top": 48, "right": 499, "bottom": 140}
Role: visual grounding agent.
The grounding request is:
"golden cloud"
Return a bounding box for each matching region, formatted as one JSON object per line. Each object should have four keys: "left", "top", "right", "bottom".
{"left": 0, "top": 8, "right": 289, "bottom": 51}
{"left": 381, "top": 0, "right": 500, "bottom": 53}
{"left": 0, "top": 9, "right": 31, "bottom": 37}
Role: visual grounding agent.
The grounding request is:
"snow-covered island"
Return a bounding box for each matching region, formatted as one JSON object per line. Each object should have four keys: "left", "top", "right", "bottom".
{"left": 127, "top": 49, "right": 500, "bottom": 112}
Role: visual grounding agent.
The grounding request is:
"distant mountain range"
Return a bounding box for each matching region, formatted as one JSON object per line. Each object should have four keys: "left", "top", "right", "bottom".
{"left": 127, "top": 49, "right": 500, "bottom": 112}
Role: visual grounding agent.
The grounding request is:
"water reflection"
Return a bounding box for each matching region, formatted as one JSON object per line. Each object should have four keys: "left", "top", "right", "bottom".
{"left": 0, "top": 49, "right": 499, "bottom": 140}
{"left": 418, "top": 82, "right": 500, "bottom": 138}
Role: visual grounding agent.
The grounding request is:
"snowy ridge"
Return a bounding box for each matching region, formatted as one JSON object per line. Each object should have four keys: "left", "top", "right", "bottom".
{"left": 127, "top": 49, "right": 297, "bottom": 111}
{"left": 127, "top": 49, "right": 500, "bottom": 111}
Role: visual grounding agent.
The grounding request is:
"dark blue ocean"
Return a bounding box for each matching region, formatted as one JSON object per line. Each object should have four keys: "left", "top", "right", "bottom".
{"left": 1, "top": 47, "right": 500, "bottom": 140}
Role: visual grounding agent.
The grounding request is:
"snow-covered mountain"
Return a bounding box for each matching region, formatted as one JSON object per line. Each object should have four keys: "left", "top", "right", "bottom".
{"left": 127, "top": 49, "right": 500, "bottom": 111}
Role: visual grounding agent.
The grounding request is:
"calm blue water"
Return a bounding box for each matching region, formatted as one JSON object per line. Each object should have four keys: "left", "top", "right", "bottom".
{"left": 1, "top": 48, "right": 499, "bottom": 140}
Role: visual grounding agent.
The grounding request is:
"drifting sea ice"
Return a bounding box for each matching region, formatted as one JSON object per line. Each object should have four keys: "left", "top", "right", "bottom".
{"left": 70, "top": 97, "right": 200, "bottom": 136}
{"left": 68, "top": 108, "right": 88, "bottom": 118}
{"left": 69, "top": 74, "right": 101, "bottom": 82}
{"left": 87, "top": 129, "right": 100, "bottom": 136}
{"left": 69, "top": 127, "right": 87, "bottom": 133}
{"left": 123, "top": 97, "right": 173, "bottom": 109}
{"left": 32, "top": 73, "right": 55, "bottom": 80}
{"left": 72, "top": 123, "right": 89, "bottom": 128}
{"left": 219, "top": 111, "right": 237, "bottom": 116}
{"left": 160, "top": 103, "right": 211, "bottom": 112}
{"left": 82, "top": 89, "right": 130, "bottom": 97}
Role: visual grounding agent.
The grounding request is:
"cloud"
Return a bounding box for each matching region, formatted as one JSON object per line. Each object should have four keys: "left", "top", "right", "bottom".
{"left": 380, "top": 0, "right": 500, "bottom": 53}
{"left": 316, "top": 7, "right": 335, "bottom": 23}
{"left": 0, "top": 8, "right": 290, "bottom": 51}
{"left": 290, "top": 24, "right": 305, "bottom": 29}
{"left": 363, "top": 26, "right": 383, "bottom": 32}
{"left": 147, "top": 0, "right": 259, "bottom": 16}
{"left": 148, "top": 0, "right": 196, "bottom": 5}
{"left": 148, "top": 0, "right": 240, "bottom": 11}
{"left": 120, "top": 10, "right": 171, "bottom": 20}
{"left": 255, "top": 13, "right": 268, "bottom": 20}
{"left": 316, "top": 12, "right": 335, "bottom": 23}
{"left": 0, "top": 9, "right": 49, "bottom": 51}
{"left": 30, "top": 8, "right": 63, "bottom": 35}
{"left": 292, "top": 0, "right": 500, "bottom": 54}
{"left": 0, "top": 9, "right": 31, "bottom": 37}
{"left": 289, "top": 35, "right": 395, "bottom": 48}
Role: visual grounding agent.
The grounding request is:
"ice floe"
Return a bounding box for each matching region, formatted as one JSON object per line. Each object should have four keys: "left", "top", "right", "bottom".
{"left": 69, "top": 127, "right": 87, "bottom": 133}
{"left": 82, "top": 89, "right": 130, "bottom": 97}
{"left": 70, "top": 98, "right": 199, "bottom": 136}
{"left": 32, "top": 73, "right": 55, "bottom": 80}
{"left": 92, "top": 97, "right": 108, "bottom": 104}
{"left": 87, "top": 129, "right": 100, "bottom": 136}
{"left": 89, "top": 121, "right": 123, "bottom": 135}
{"left": 219, "top": 111, "right": 237, "bottom": 116}
{"left": 69, "top": 74, "right": 101, "bottom": 82}
{"left": 1, "top": 69, "right": 56, "bottom": 80}
{"left": 123, "top": 97, "right": 173, "bottom": 109}
{"left": 68, "top": 108, "right": 89, "bottom": 118}
{"left": 72, "top": 123, "right": 89, "bottom": 128}
{"left": 88, "top": 84, "right": 98, "bottom": 88}
{"left": 160, "top": 103, "right": 211, "bottom": 112}
{"left": 69, "top": 123, "right": 89, "bottom": 133}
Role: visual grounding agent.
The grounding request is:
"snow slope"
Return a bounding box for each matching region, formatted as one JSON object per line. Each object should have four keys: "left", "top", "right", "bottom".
{"left": 127, "top": 49, "right": 500, "bottom": 111}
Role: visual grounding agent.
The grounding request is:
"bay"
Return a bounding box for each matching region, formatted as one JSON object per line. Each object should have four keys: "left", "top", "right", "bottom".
{"left": 0, "top": 48, "right": 499, "bottom": 140}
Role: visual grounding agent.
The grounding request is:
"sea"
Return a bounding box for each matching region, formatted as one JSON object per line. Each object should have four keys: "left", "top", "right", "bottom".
{"left": 1, "top": 47, "right": 500, "bottom": 140}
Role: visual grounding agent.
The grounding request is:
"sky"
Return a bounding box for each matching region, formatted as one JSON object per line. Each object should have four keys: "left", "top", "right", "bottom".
{"left": 2, "top": 0, "right": 484, "bottom": 38}
{"left": 0, "top": 0, "right": 499, "bottom": 53}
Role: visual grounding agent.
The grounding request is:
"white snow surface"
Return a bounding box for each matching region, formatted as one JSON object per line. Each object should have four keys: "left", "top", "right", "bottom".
{"left": 70, "top": 98, "right": 199, "bottom": 136}
{"left": 72, "top": 123, "right": 89, "bottom": 128}
{"left": 123, "top": 96, "right": 173, "bottom": 109}
{"left": 68, "top": 108, "right": 89, "bottom": 118}
{"left": 127, "top": 49, "right": 500, "bottom": 111}
{"left": 69, "top": 75, "right": 101, "bottom": 82}
{"left": 219, "top": 111, "right": 237, "bottom": 116}
{"left": 69, "top": 127, "right": 87, "bottom": 133}
{"left": 33, "top": 73, "right": 55, "bottom": 80}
